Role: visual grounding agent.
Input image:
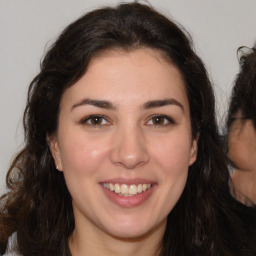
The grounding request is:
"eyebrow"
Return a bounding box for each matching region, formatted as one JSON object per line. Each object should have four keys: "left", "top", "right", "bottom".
{"left": 142, "top": 98, "right": 184, "bottom": 112}
{"left": 71, "top": 98, "right": 184, "bottom": 112}
{"left": 71, "top": 98, "right": 116, "bottom": 110}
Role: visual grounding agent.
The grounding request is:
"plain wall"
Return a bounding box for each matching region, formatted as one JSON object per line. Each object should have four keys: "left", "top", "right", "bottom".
{"left": 1, "top": 0, "right": 256, "bottom": 194}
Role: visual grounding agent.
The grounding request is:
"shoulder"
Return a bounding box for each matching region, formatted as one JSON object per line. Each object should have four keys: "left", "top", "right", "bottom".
{"left": 2, "top": 233, "right": 22, "bottom": 256}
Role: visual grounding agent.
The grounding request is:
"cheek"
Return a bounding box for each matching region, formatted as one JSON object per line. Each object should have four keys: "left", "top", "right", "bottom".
{"left": 148, "top": 134, "right": 191, "bottom": 217}
{"left": 229, "top": 135, "right": 251, "bottom": 169}
{"left": 59, "top": 133, "right": 110, "bottom": 176}
{"left": 151, "top": 133, "right": 193, "bottom": 176}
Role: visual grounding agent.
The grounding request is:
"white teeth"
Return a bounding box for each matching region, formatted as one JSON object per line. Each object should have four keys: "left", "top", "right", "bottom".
{"left": 103, "top": 183, "right": 109, "bottom": 189}
{"left": 137, "top": 184, "right": 143, "bottom": 193}
{"left": 103, "top": 183, "right": 152, "bottom": 196}
{"left": 129, "top": 185, "right": 137, "bottom": 195}
{"left": 109, "top": 183, "right": 114, "bottom": 191}
{"left": 115, "top": 184, "right": 120, "bottom": 193}
{"left": 121, "top": 184, "right": 128, "bottom": 194}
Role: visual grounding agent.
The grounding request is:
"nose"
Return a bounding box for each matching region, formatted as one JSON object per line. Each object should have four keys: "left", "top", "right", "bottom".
{"left": 110, "top": 125, "right": 149, "bottom": 169}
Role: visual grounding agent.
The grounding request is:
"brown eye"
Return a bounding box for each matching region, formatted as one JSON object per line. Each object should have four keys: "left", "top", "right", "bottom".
{"left": 152, "top": 116, "right": 165, "bottom": 125}
{"left": 90, "top": 116, "right": 103, "bottom": 125}
{"left": 81, "top": 115, "right": 108, "bottom": 127}
{"left": 147, "top": 115, "right": 174, "bottom": 126}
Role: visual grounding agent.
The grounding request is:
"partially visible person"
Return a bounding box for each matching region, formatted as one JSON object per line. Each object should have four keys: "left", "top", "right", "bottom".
{"left": 226, "top": 46, "right": 256, "bottom": 205}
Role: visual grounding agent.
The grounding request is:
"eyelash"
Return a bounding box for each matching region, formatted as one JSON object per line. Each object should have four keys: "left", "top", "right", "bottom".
{"left": 80, "top": 114, "right": 175, "bottom": 127}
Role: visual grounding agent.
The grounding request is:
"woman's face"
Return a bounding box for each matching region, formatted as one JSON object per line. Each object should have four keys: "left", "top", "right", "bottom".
{"left": 50, "top": 48, "right": 197, "bottom": 240}
{"left": 228, "top": 115, "right": 256, "bottom": 171}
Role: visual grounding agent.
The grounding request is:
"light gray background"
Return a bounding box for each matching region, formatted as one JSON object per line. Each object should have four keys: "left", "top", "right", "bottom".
{"left": 1, "top": 0, "right": 256, "bottom": 194}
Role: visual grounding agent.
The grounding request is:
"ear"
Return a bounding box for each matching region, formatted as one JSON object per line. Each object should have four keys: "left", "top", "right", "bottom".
{"left": 189, "top": 134, "right": 199, "bottom": 166}
{"left": 47, "top": 134, "right": 63, "bottom": 172}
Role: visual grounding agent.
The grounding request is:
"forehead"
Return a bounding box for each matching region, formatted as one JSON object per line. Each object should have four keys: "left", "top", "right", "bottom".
{"left": 61, "top": 48, "right": 189, "bottom": 111}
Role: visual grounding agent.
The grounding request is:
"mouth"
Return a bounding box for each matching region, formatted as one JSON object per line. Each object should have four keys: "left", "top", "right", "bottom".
{"left": 102, "top": 183, "right": 152, "bottom": 197}
{"left": 100, "top": 179, "right": 156, "bottom": 208}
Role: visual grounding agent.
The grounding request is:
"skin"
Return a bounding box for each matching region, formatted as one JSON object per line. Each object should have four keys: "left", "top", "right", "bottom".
{"left": 228, "top": 117, "right": 256, "bottom": 204}
{"left": 49, "top": 48, "right": 198, "bottom": 256}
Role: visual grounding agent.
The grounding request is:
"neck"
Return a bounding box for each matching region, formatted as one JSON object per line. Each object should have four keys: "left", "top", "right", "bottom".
{"left": 69, "top": 219, "right": 166, "bottom": 256}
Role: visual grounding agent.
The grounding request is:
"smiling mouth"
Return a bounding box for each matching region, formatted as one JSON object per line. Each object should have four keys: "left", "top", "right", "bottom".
{"left": 102, "top": 183, "right": 152, "bottom": 197}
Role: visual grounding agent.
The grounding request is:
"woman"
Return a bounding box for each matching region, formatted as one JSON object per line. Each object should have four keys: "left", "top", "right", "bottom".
{"left": 1, "top": 2, "right": 256, "bottom": 256}
{"left": 226, "top": 46, "right": 256, "bottom": 205}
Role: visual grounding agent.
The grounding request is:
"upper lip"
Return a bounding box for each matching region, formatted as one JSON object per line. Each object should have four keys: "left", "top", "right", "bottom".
{"left": 100, "top": 178, "right": 156, "bottom": 186}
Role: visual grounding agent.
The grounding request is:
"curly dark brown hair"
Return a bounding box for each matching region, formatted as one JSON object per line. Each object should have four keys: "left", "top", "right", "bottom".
{"left": 1, "top": 2, "right": 256, "bottom": 256}
{"left": 226, "top": 46, "right": 256, "bottom": 130}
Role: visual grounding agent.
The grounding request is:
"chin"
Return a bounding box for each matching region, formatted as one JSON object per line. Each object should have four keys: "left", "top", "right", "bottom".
{"left": 102, "top": 215, "right": 166, "bottom": 240}
{"left": 107, "top": 227, "right": 152, "bottom": 240}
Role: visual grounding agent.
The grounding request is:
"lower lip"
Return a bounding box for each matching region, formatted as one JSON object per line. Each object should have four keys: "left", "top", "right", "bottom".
{"left": 101, "top": 185, "right": 156, "bottom": 208}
